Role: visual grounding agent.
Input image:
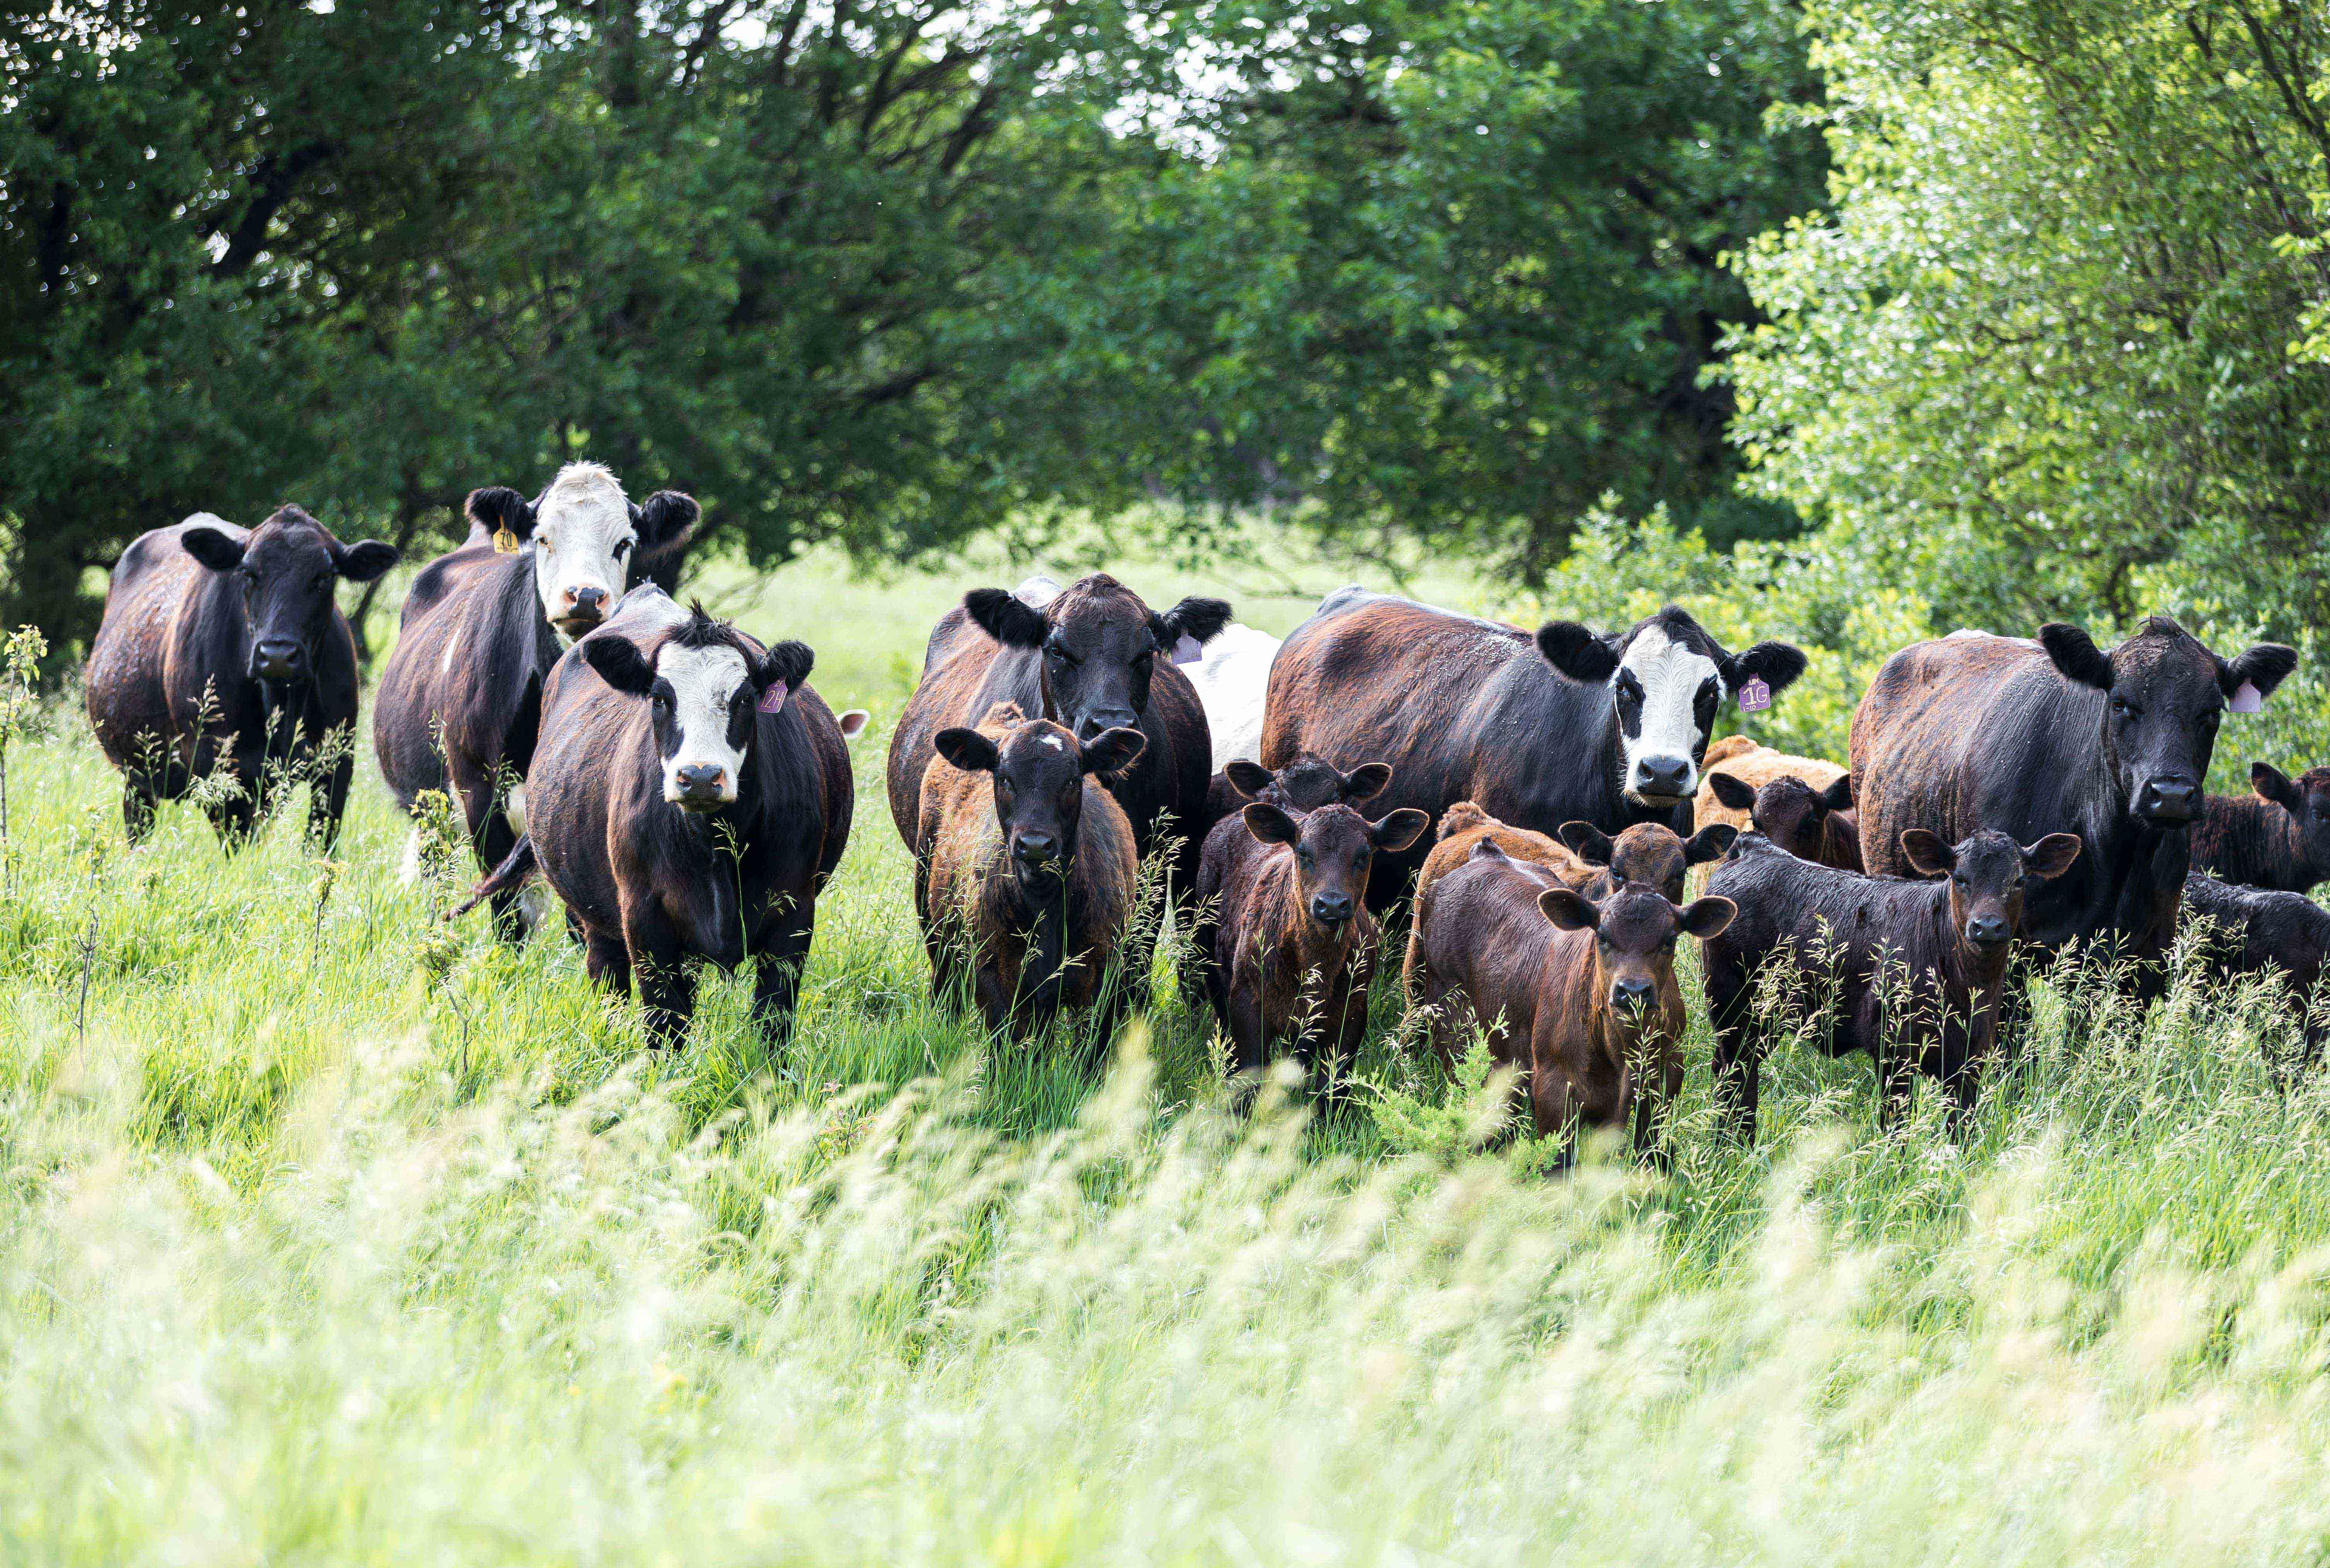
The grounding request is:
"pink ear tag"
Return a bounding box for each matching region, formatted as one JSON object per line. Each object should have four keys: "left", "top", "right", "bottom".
{"left": 1171, "top": 634, "right": 1203, "bottom": 666}
{"left": 1737, "top": 677, "right": 1771, "bottom": 713}
{"left": 2230, "top": 681, "right": 2264, "bottom": 714}
{"left": 757, "top": 685, "right": 789, "bottom": 715}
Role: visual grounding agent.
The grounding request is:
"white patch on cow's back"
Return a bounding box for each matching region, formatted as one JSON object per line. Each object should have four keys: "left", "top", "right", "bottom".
{"left": 532, "top": 461, "right": 637, "bottom": 634}
{"left": 1187, "top": 622, "right": 1281, "bottom": 764}
{"left": 439, "top": 626, "right": 461, "bottom": 675}
{"left": 1617, "top": 623, "right": 1724, "bottom": 800}
{"left": 658, "top": 642, "right": 753, "bottom": 803}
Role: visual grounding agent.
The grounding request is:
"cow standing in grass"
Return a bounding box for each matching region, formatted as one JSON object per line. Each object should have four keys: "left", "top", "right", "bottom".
{"left": 85, "top": 507, "right": 398, "bottom": 848}
{"left": 375, "top": 464, "right": 697, "bottom": 937}
{"left": 1261, "top": 591, "right": 1806, "bottom": 910}
{"left": 2181, "top": 873, "right": 2330, "bottom": 1071}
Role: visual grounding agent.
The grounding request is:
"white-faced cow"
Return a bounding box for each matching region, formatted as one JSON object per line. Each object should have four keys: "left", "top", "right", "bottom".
{"left": 1851, "top": 619, "right": 2295, "bottom": 993}
{"left": 85, "top": 507, "right": 398, "bottom": 848}
{"left": 1260, "top": 590, "right": 1806, "bottom": 908}
{"left": 375, "top": 464, "right": 697, "bottom": 936}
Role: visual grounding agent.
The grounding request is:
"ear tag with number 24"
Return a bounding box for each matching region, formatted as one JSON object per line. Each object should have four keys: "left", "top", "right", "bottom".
{"left": 1736, "top": 677, "right": 1772, "bottom": 714}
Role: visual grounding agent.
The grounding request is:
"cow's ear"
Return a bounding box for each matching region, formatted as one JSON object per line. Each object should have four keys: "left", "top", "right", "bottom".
{"left": 2253, "top": 761, "right": 2305, "bottom": 813}
{"left": 2039, "top": 623, "right": 2114, "bottom": 690}
{"left": 1730, "top": 640, "right": 1809, "bottom": 696}
{"left": 837, "top": 709, "right": 871, "bottom": 740}
{"left": 581, "top": 635, "right": 658, "bottom": 698}
{"left": 1706, "top": 772, "right": 1758, "bottom": 811}
{"left": 1224, "top": 760, "right": 1275, "bottom": 799}
{"left": 1535, "top": 621, "right": 1620, "bottom": 684}
{"left": 181, "top": 526, "right": 247, "bottom": 573}
{"left": 1341, "top": 762, "right": 1392, "bottom": 805}
{"left": 756, "top": 639, "right": 814, "bottom": 696}
{"left": 1819, "top": 774, "right": 1856, "bottom": 813}
{"left": 1154, "top": 596, "right": 1233, "bottom": 649}
{"left": 466, "top": 486, "right": 538, "bottom": 542}
{"left": 1557, "top": 820, "right": 1614, "bottom": 866}
{"left": 2022, "top": 832, "right": 2083, "bottom": 880}
{"left": 934, "top": 727, "right": 1001, "bottom": 774}
{"left": 1371, "top": 808, "right": 1430, "bottom": 853}
{"left": 1898, "top": 828, "right": 1955, "bottom": 877}
{"left": 964, "top": 588, "right": 1049, "bottom": 649}
{"left": 630, "top": 491, "right": 701, "bottom": 563}
{"left": 334, "top": 539, "right": 400, "bottom": 582}
{"left": 1537, "top": 888, "right": 1600, "bottom": 931}
{"left": 1080, "top": 726, "right": 1146, "bottom": 777}
{"left": 1242, "top": 803, "right": 1301, "bottom": 847}
{"left": 2223, "top": 643, "right": 2299, "bottom": 703}
{"left": 1685, "top": 824, "right": 1738, "bottom": 866}
{"left": 1678, "top": 895, "right": 1737, "bottom": 940}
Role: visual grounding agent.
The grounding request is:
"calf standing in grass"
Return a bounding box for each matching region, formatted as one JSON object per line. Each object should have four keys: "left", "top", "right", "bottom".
{"left": 2181, "top": 874, "right": 2330, "bottom": 1070}
{"left": 1196, "top": 780, "right": 1427, "bottom": 1084}
{"left": 1706, "top": 771, "right": 1862, "bottom": 870}
{"left": 2189, "top": 763, "right": 2330, "bottom": 893}
{"left": 916, "top": 703, "right": 1147, "bottom": 1045}
{"left": 1408, "top": 839, "right": 1734, "bottom": 1160}
{"left": 1700, "top": 828, "right": 2081, "bottom": 1137}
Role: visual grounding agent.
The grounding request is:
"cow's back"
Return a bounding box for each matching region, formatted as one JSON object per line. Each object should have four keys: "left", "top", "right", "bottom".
{"left": 86, "top": 521, "right": 230, "bottom": 767}
{"left": 1409, "top": 849, "right": 1561, "bottom": 1057}
{"left": 374, "top": 548, "right": 541, "bottom": 810}
{"left": 889, "top": 609, "right": 1005, "bottom": 846}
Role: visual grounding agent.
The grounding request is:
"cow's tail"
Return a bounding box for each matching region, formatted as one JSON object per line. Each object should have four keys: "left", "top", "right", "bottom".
{"left": 451, "top": 835, "right": 538, "bottom": 919}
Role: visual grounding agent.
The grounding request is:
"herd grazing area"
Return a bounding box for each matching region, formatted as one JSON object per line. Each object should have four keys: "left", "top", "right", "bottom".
{"left": 14, "top": 532, "right": 2330, "bottom": 1566}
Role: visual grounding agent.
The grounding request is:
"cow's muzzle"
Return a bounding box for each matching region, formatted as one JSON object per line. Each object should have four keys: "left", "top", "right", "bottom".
{"left": 252, "top": 638, "right": 306, "bottom": 681}
{"left": 2136, "top": 776, "right": 2198, "bottom": 824}
{"left": 670, "top": 764, "right": 731, "bottom": 811}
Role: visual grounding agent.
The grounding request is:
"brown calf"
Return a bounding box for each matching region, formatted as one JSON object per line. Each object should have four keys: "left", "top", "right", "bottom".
{"left": 1706, "top": 770, "right": 1862, "bottom": 870}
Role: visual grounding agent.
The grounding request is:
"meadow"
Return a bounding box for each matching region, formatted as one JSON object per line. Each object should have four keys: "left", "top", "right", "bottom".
{"left": 8, "top": 539, "right": 2330, "bottom": 1564}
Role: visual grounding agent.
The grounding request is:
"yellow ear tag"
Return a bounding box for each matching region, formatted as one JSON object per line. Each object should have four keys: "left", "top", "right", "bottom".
{"left": 493, "top": 526, "right": 519, "bottom": 555}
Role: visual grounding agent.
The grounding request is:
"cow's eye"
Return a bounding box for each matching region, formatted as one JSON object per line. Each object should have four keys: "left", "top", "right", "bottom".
{"left": 614, "top": 539, "right": 634, "bottom": 560}
{"left": 2110, "top": 696, "right": 2137, "bottom": 718}
{"left": 1047, "top": 643, "right": 1077, "bottom": 666}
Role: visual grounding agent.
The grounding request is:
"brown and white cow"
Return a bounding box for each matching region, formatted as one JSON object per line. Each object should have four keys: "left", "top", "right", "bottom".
{"left": 85, "top": 507, "right": 398, "bottom": 847}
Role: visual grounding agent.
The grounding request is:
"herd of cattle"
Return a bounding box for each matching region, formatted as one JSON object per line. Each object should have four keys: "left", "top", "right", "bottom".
{"left": 75, "top": 464, "right": 2330, "bottom": 1156}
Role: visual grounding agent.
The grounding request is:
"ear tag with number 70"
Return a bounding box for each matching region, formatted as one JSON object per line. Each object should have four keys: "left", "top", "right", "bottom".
{"left": 493, "top": 526, "right": 519, "bottom": 555}
{"left": 1736, "top": 677, "right": 1771, "bottom": 713}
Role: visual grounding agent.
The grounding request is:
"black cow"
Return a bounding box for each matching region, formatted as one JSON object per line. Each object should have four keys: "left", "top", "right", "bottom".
{"left": 2189, "top": 763, "right": 2330, "bottom": 893}
{"left": 85, "top": 508, "right": 398, "bottom": 847}
{"left": 375, "top": 464, "right": 697, "bottom": 937}
{"left": 1852, "top": 621, "right": 2294, "bottom": 991}
{"left": 2181, "top": 872, "right": 2330, "bottom": 1069}
{"left": 1259, "top": 591, "right": 1806, "bottom": 908}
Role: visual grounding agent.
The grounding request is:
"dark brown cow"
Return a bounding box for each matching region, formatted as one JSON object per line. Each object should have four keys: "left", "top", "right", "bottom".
{"left": 2189, "top": 763, "right": 2330, "bottom": 893}
{"left": 1700, "top": 828, "right": 2081, "bottom": 1136}
{"left": 887, "top": 575, "right": 1229, "bottom": 928}
{"left": 1851, "top": 621, "right": 2294, "bottom": 990}
{"left": 463, "top": 589, "right": 852, "bottom": 1047}
{"left": 375, "top": 468, "right": 697, "bottom": 938}
{"left": 1200, "top": 755, "right": 1392, "bottom": 840}
{"left": 1706, "top": 771, "right": 1862, "bottom": 870}
{"left": 1407, "top": 838, "right": 1734, "bottom": 1162}
{"left": 2181, "top": 872, "right": 2330, "bottom": 1070}
{"left": 916, "top": 702, "right": 1146, "bottom": 1045}
{"left": 1261, "top": 591, "right": 1805, "bottom": 910}
{"left": 85, "top": 508, "right": 398, "bottom": 848}
{"left": 1195, "top": 786, "right": 1427, "bottom": 1085}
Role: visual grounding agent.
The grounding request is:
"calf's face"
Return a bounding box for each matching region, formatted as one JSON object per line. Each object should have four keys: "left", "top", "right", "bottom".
{"left": 1558, "top": 819, "right": 1734, "bottom": 903}
{"left": 467, "top": 467, "right": 698, "bottom": 638}
{"left": 1900, "top": 828, "right": 2083, "bottom": 952}
{"left": 2041, "top": 618, "right": 2294, "bottom": 826}
{"left": 181, "top": 507, "right": 398, "bottom": 684}
{"left": 1224, "top": 755, "right": 1392, "bottom": 813}
{"left": 1708, "top": 772, "right": 1853, "bottom": 864}
{"left": 934, "top": 719, "right": 1146, "bottom": 886}
{"left": 1244, "top": 801, "right": 1428, "bottom": 929}
{"left": 582, "top": 616, "right": 812, "bottom": 811}
{"left": 1536, "top": 606, "right": 1806, "bottom": 808}
{"left": 966, "top": 575, "right": 1231, "bottom": 743}
{"left": 1539, "top": 884, "right": 1735, "bottom": 1014}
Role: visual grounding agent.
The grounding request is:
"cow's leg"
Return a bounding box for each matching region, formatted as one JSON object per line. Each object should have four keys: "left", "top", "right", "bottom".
{"left": 451, "top": 767, "right": 525, "bottom": 944}
{"left": 1705, "top": 963, "right": 1762, "bottom": 1141}
{"left": 121, "top": 774, "right": 160, "bottom": 845}
{"left": 632, "top": 947, "right": 698, "bottom": 1051}
{"left": 1634, "top": 1053, "right": 1687, "bottom": 1168}
{"left": 204, "top": 748, "right": 261, "bottom": 849}
{"left": 751, "top": 910, "right": 814, "bottom": 1048}
{"left": 584, "top": 928, "right": 632, "bottom": 997}
{"left": 308, "top": 749, "right": 353, "bottom": 855}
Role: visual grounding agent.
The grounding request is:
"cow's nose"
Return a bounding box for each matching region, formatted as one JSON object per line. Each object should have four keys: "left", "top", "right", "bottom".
{"left": 1611, "top": 976, "right": 1656, "bottom": 1010}
{"left": 1077, "top": 711, "right": 1138, "bottom": 743}
{"left": 2139, "top": 777, "right": 2198, "bottom": 822}
{"left": 1966, "top": 913, "right": 2012, "bottom": 948}
{"left": 562, "top": 585, "right": 608, "bottom": 623}
{"left": 1637, "top": 755, "right": 1691, "bottom": 798}
{"left": 1310, "top": 892, "right": 1354, "bottom": 927}
{"left": 1013, "top": 831, "right": 1059, "bottom": 867}
{"left": 674, "top": 764, "right": 727, "bottom": 803}
{"left": 253, "top": 639, "right": 303, "bottom": 678}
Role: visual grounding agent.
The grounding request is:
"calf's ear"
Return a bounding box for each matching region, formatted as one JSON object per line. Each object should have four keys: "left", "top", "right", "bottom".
{"left": 1729, "top": 640, "right": 1809, "bottom": 696}
{"left": 465, "top": 486, "right": 538, "bottom": 542}
{"left": 2223, "top": 643, "right": 2298, "bottom": 704}
{"left": 1898, "top": 828, "right": 1955, "bottom": 877}
{"left": 630, "top": 491, "right": 701, "bottom": 561}
{"left": 581, "top": 635, "right": 659, "bottom": 697}
{"left": 1535, "top": 621, "right": 1620, "bottom": 684}
{"left": 1536, "top": 888, "right": 1600, "bottom": 932}
{"left": 1819, "top": 773, "right": 1856, "bottom": 813}
{"left": 1242, "top": 803, "right": 1301, "bottom": 847}
{"left": 837, "top": 709, "right": 871, "bottom": 740}
{"left": 1370, "top": 808, "right": 1430, "bottom": 853}
{"left": 1154, "top": 596, "right": 1233, "bottom": 650}
{"left": 2038, "top": 623, "right": 2114, "bottom": 690}
{"left": 1557, "top": 820, "right": 1615, "bottom": 866}
{"left": 934, "top": 727, "right": 1002, "bottom": 774}
{"left": 334, "top": 539, "right": 401, "bottom": 582}
{"left": 2252, "top": 761, "right": 2304, "bottom": 813}
{"left": 754, "top": 639, "right": 815, "bottom": 697}
{"left": 181, "top": 527, "right": 247, "bottom": 573}
{"left": 2022, "top": 832, "right": 2083, "bottom": 880}
{"left": 1341, "top": 761, "right": 1392, "bottom": 805}
{"left": 1706, "top": 772, "right": 1757, "bottom": 811}
{"left": 1224, "top": 760, "right": 1275, "bottom": 799}
{"left": 1678, "top": 895, "right": 1736, "bottom": 941}
{"left": 1079, "top": 726, "right": 1147, "bottom": 777}
{"left": 964, "top": 588, "right": 1049, "bottom": 649}
{"left": 1685, "top": 824, "right": 1738, "bottom": 866}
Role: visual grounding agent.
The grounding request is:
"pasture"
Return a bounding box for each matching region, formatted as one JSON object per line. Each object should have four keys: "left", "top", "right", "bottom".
{"left": 9, "top": 541, "right": 2330, "bottom": 1564}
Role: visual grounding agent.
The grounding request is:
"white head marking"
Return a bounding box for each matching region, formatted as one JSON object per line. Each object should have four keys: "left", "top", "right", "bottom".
{"left": 532, "top": 462, "right": 638, "bottom": 638}
{"left": 1615, "top": 622, "right": 1725, "bottom": 803}
{"left": 657, "top": 642, "right": 753, "bottom": 805}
